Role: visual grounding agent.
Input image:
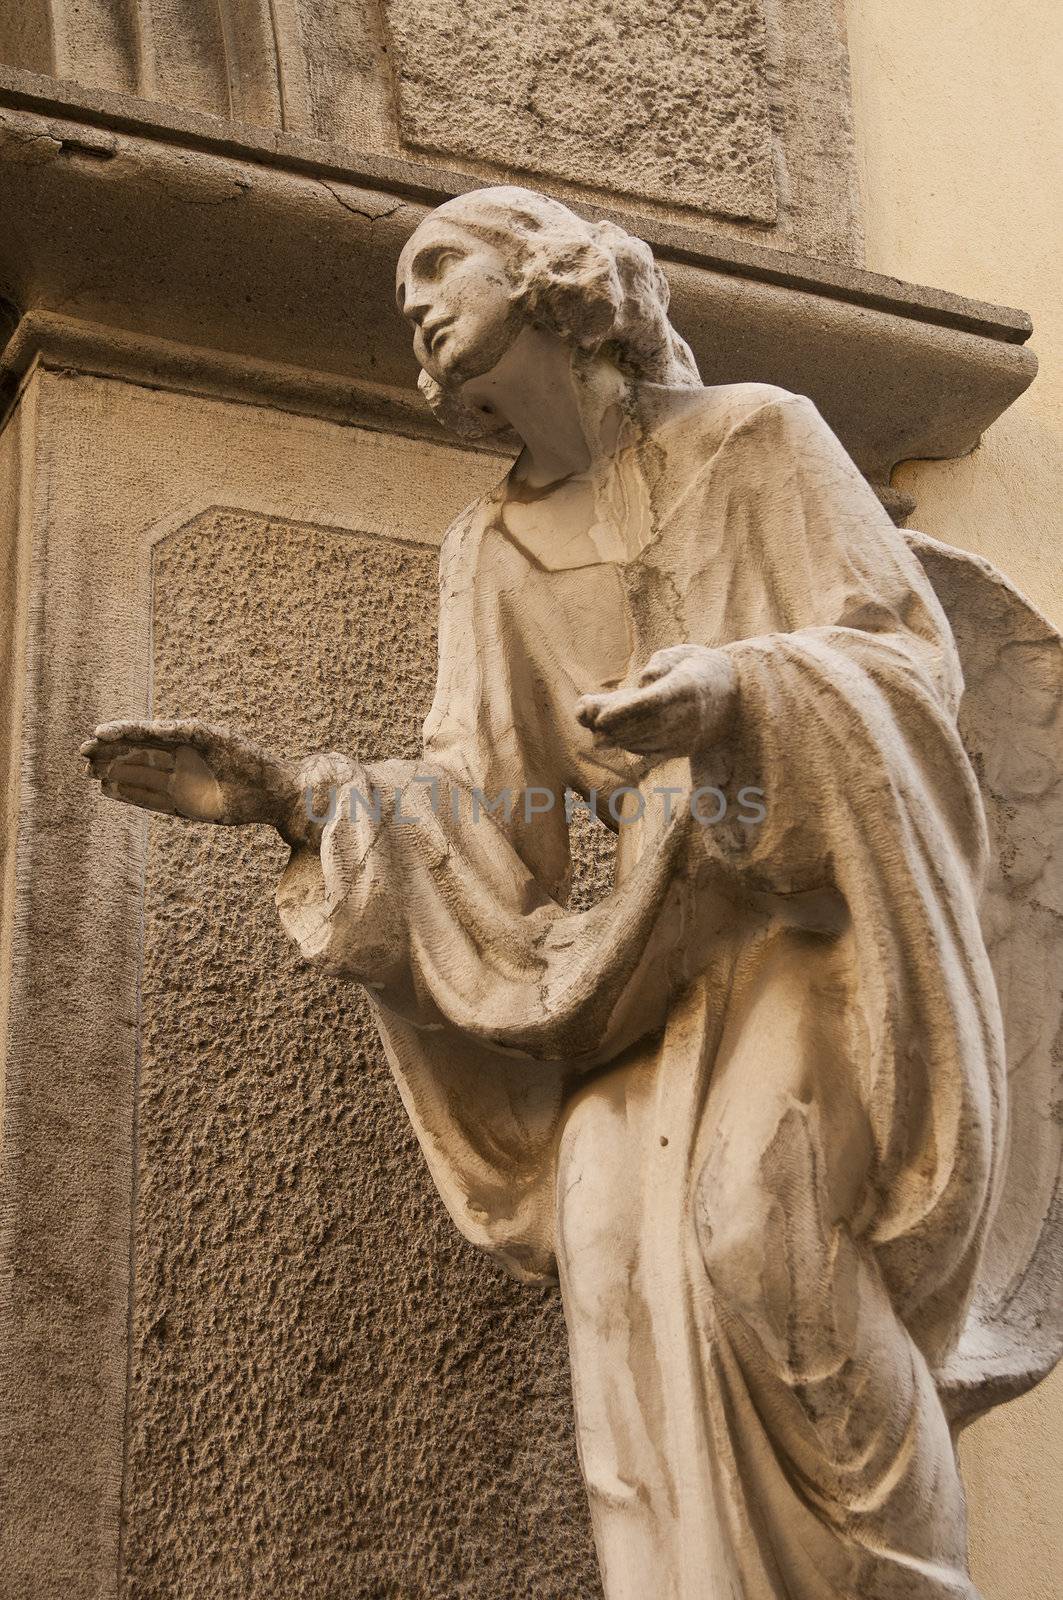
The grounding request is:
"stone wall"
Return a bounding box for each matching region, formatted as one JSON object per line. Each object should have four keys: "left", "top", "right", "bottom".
{"left": 129, "top": 508, "right": 600, "bottom": 1597}
{"left": 0, "top": 371, "right": 618, "bottom": 1598}
{"left": 0, "top": 0, "right": 861, "bottom": 259}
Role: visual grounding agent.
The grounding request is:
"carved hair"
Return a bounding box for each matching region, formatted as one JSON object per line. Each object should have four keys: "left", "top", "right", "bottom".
{"left": 412, "top": 186, "right": 701, "bottom": 438}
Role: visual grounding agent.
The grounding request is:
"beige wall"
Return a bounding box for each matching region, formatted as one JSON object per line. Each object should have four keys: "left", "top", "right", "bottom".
{"left": 847, "top": 4, "right": 1063, "bottom": 1594}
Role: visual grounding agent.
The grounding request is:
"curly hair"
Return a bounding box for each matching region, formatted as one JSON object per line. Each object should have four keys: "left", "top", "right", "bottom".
{"left": 407, "top": 186, "right": 701, "bottom": 438}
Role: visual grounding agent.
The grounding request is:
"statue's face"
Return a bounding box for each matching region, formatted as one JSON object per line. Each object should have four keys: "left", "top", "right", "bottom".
{"left": 396, "top": 219, "right": 522, "bottom": 385}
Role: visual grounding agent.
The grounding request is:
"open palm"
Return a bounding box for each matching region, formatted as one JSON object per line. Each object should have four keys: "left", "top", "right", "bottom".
{"left": 80, "top": 718, "right": 296, "bottom": 827}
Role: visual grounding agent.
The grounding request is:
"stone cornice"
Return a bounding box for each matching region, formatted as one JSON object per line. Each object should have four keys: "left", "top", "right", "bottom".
{"left": 2, "top": 311, "right": 465, "bottom": 452}
{"left": 0, "top": 67, "right": 1037, "bottom": 518}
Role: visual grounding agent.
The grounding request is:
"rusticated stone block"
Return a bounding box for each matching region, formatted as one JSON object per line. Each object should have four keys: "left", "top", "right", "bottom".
{"left": 381, "top": 0, "right": 778, "bottom": 222}
{"left": 122, "top": 509, "right": 605, "bottom": 1598}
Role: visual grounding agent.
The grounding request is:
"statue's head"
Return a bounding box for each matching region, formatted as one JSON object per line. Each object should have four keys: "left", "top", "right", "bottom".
{"left": 396, "top": 186, "right": 700, "bottom": 437}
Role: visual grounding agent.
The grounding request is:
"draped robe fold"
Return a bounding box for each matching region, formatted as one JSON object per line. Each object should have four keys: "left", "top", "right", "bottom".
{"left": 277, "top": 383, "right": 1021, "bottom": 1598}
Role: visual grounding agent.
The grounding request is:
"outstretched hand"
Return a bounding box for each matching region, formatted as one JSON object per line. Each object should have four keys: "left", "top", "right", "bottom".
{"left": 80, "top": 719, "right": 299, "bottom": 830}
{"left": 575, "top": 645, "right": 738, "bottom": 759}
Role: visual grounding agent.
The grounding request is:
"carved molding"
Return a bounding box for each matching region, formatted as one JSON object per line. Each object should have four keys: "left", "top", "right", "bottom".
{"left": 0, "top": 68, "right": 1037, "bottom": 521}
{"left": 0, "top": 0, "right": 306, "bottom": 127}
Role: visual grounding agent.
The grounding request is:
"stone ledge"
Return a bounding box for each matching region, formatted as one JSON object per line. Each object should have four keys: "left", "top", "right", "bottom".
{"left": 0, "top": 68, "right": 1037, "bottom": 519}
{"left": 0, "top": 67, "right": 1032, "bottom": 343}
{"left": 1, "top": 313, "right": 464, "bottom": 452}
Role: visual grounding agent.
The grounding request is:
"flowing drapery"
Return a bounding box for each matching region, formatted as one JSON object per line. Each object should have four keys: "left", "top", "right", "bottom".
{"left": 277, "top": 384, "right": 1058, "bottom": 1596}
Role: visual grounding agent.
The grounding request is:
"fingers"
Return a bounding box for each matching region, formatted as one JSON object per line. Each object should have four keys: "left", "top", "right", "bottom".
{"left": 579, "top": 650, "right": 696, "bottom": 729}
{"left": 82, "top": 731, "right": 181, "bottom": 815}
{"left": 79, "top": 718, "right": 215, "bottom": 761}
{"left": 81, "top": 719, "right": 228, "bottom": 792}
{"left": 83, "top": 746, "right": 176, "bottom": 787}
{"left": 576, "top": 682, "right": 670, "bottom": 733}
{"left": 582, "top": 679, "right": 675, "bottom": 738}
{"left": 107, "top": 758, "right": 173, "bottom": 787}
{"left": 575, "top": 693, "right": 612, "bottom": 730}
{"left": 90, "top": 748, "right": 175, "bottom": 775}
{"left": 577, "top": 667, "right": 711, "bottom": 757}
{"left": 637, "top": 646, "right": 698, "bottom": 686}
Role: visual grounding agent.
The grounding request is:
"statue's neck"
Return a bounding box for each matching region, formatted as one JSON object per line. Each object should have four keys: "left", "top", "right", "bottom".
{"left": 460, "top": 325, "right": 634, "bottom": 489}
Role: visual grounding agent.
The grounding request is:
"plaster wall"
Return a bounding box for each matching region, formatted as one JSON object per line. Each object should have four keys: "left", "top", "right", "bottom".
{"left": 847, "top": 5, "right": 1063, "bottom": 1595}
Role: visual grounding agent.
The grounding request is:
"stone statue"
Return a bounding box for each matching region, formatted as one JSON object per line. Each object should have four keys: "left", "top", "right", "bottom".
{"left": 82, "top": 188, "right": 1063, "bottom": 1598}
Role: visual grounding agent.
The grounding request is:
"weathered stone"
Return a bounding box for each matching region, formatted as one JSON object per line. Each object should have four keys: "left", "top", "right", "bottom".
{"left": 0, "top": 72, "right": 1036, "bottom": 521}
{"left": 382, "top": 0, "right": 778, "bottom": 222}
{"left": 0, "top": 0, "right": 861, "bottom": 256}
{"left": 0, "top": 2, "right": 1056, "bottom": 1585}
{"left": 0, "top": 372, "right": 503, "bottom": 1600}
{"left": 124, "top": 509, "right": 602, "bottom": 1597}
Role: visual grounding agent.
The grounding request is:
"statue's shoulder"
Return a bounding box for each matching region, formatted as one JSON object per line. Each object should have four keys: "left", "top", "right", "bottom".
{"left": 639, "top": 381, "right": 808, "bottom": 454}
{"left": 439, "top": 484, "right": 501, "bottom": 551}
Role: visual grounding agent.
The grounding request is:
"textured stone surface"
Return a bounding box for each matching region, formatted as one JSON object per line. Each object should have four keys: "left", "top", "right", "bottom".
{"left": 0, "top": 382, "right": 25, "bottom": 999}
{"left": 382, "top": 0, "right": 778, "bottom": 222}
{"left": 0, "top": 9, "right": 858, "bottom": 256}
{"left": 0, "top": 1, "right": 1057, "bottom": 1589}
{"left": 0, "top": 370, "right": 147, "bottom": 1600}
{"left": 125, "top": 508, "right": 604, "bottom": 1598}
{"left": 0, "top": 369, "right": 504, "bottom": 1600}
{"left": 0, "top": 0, "right": 858, "bottom": 252}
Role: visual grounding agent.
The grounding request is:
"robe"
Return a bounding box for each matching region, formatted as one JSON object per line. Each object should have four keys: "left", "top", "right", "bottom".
{"left": 277, "top": 381, "right": 1062, "bottom": 1599}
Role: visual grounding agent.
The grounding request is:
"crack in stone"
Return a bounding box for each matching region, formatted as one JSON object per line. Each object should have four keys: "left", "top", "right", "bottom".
{"left": 320, "top": 181, "right": 407, "bottom": 224}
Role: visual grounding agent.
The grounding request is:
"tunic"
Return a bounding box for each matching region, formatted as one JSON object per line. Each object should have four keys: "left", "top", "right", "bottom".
{"left": 277, "top": 381, "right": 1061, "bottom": 1598}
